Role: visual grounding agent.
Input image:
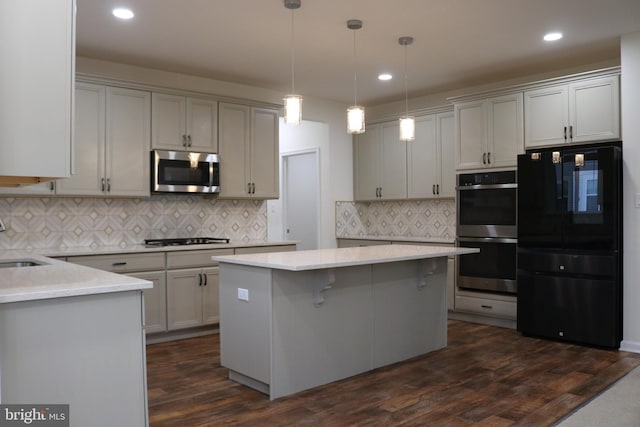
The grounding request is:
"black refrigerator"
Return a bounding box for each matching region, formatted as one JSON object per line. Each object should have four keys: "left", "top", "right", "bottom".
{"left": 517, "top": 142, "right": 622, "bottom": 348}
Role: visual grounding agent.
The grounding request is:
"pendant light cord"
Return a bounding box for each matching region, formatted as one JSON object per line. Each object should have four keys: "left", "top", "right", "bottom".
{"left": 290, "top": 8, "right": 295, "bottom": 94}
{"left": 404, "top": 44, "right": 409, "bottom": 115}
{"left": 353, "top": 29, "right": 358, "bottom": 106}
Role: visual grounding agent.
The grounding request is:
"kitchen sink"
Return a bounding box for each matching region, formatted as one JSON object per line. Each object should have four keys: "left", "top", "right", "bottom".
{"left": 0, "top": 260, "right": 48, "bottom": 269}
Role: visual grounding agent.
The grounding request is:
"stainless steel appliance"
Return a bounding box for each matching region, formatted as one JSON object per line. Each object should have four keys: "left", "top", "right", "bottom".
{"left": 144, "top": 237, "right": 230, "bottom": 247}
{"left": 456, "top": 171, "right": 517, "bottom": 294}
{"left": 151, "top": 150, "right": 220, "bottom": 194}
{"left": 517, "top": 142, "right": 622, "bottom": 348}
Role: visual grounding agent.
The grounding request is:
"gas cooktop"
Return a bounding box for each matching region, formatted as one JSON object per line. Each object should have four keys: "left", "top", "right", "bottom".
{"left": 144, "top": 237, "right": 230, "bottom": 247}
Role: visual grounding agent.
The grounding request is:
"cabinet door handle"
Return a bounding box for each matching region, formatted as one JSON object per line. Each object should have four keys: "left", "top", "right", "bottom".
{"left": 187, "top": 135, "right": 192, "bottom": 147}
{"left": 203, "top": 273, "right": 208, "bottom": 286}
{"left": 101, "top": 177, "right": 105, "bottom": 192}
{"left": 482, "top": 153, "right": 487, "bottom": 164}
{"left": 182, "top": 134, "right": 187, "bottom": 147}
{"left": 436, "top": 184, "right": 440, "bottom": 195}
{"left": 247, "top": 182, "right": 251, "bottom": 194}
{"left": 487, "top": 152, "right": 491, "bottom": 164}
{"left": 253, "top": 183, "right": 256, "bottom": 194}
{"left": 480, "top": 304, "right": 493, "bottom": 309}
{"left": 564, "top": 126, "right": 567, "bottom": 142}
{"left": 432, "top": 184, "right": 435, "bottom": 195}
{"left": 198, "top": 273, "right": 203, "bottom": 286}
{"left": 569, "top": 125, "right": 573, "bottom": 141}
{"left": 107, "top": 178, "right": 111, "bottom": 192}
{"left": 49, "top": 182, "right": 55, "bottom": 192}
{"left": 112, "top": 262, "right": 127, "bottom": 267}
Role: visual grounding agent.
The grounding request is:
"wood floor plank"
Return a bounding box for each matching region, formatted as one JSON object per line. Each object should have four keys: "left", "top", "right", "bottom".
{"left": 146, "top": 319, "right": 640, "bottom": 426}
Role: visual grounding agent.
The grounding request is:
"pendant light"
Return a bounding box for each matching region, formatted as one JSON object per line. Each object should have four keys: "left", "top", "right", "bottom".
{"left": 283, "top": 0, "right": 302, "bottom": 125}
{"left": 347, "top": 19, "right": 365, "bottom": 134}
{"left": 399, "top": 36, "right": 415, "bottom": 141}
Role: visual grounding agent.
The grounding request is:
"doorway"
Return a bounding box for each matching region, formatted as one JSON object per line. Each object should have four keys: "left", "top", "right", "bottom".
{"left": 282, "top": 149, "right": 320, "bottom": 250}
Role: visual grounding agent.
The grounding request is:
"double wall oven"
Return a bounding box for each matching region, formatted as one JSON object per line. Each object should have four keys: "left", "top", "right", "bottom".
{"left": 456, "top": 171, "right": 517, "bottom": 295}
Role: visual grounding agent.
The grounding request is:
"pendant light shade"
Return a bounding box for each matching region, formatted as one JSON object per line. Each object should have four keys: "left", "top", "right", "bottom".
{"left": 347, "top": 19, "right": 365, "bottom": 134}
{"left": 347, "top": 106, "right": 365, "bottom": 134}
{"left": 399, "top": 36, "right": 415, "bottom": 142}
{"left": 284, "top": 94, "right": 302, "bottom": 125}
{"left": 399, "top": 116, "right": 415, "bottom": 141}
{"left": 284, "top": 0, "right": 302, "bottom": 125}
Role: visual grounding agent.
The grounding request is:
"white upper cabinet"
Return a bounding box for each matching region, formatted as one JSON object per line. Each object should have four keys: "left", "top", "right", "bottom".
{"left": 218, "top": 103, "right": 279, "bottom": 199}
{"left": 151, "top": 93, "right": 218, "bottom": 152}
{"left": 407, "top": 112, "right": 455, "bottom": 198}
{"left": 455, "top": 93, "right": 523, "bottom": 170}
{"left": 524, "top": 76, "right": 620, "bottom": 148}
{"left": 354, "top": 122, "right": 407, "bottom": 201}
{"left": 0, "top": 0, "right": 75, "bottom": 186}
{"left": 57, "top": 84, "right": 151, "bottom": 197}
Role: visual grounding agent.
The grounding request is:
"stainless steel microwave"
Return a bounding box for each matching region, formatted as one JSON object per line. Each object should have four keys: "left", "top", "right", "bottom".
{"left": 151, "top": 150, "right": 220, "bottom": 194}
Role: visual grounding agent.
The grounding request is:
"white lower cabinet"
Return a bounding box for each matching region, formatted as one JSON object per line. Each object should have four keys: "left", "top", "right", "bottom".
{"left": 166, "top": 248, "right": 233, "bottom": 331}
{"left": 167, "top": 266, "right": 220, "bottom": 330}
{"left": 454, "top": 291, "right": 517, "bottom": 320}
{"left": 65, "top": 252, "right": 167, "bottom": 335}
{"left": 130, "top": 270, "right": 167, "bottom": 334}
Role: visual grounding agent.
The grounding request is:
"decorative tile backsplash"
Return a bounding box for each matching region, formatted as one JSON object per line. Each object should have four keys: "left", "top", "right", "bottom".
{"left": 0, "top": 195, "right": 267, "bottom": 250}
{"left": 335, "top": 199, "right": 456, "bottom": 241}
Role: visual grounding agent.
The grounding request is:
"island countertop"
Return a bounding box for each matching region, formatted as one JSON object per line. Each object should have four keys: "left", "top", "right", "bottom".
{"left": 212, "top": 244, "right": 479, "bottom": 271}
{"left": 0, "top": 251, "right": 152, "bottom": 304}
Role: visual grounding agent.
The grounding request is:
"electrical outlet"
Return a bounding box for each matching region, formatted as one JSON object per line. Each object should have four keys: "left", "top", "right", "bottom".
{"left": 238, "top": 288, "right": 249, "bottom": 301}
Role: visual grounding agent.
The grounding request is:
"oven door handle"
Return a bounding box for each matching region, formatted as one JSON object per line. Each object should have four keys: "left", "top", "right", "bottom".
{"left": 457, "top": 237, "right": 518, "bottom": 244}
{"left": 456, "top": 183, "right": 518, "bottom": 190}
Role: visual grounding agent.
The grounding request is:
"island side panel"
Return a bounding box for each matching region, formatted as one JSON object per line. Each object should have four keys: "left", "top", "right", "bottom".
{"left": 270, "top": 266, "right": 374, "bottom": 400}
{"left": 371, "top": 258, "right": 448, "bottom": 368}
{"left": 219, "top": 263, "right": 272, "bottom": 386}
{"left": 0, "top": 291, "right": 148, "bottom": 427}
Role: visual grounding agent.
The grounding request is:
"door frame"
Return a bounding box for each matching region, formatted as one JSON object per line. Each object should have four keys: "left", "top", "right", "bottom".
{"left": 281, "top": 147, "right": 321, "bottom": 250}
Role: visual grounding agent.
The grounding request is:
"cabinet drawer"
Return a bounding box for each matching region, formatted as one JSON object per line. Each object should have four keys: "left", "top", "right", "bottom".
{"left": 167, "top": 248, "right": 234, "bottom": 269}
{"left": 68, "top": 252, "right": 165, "bottom": 273}
{"left": 234, "top": 245, "right": 297, "bottom": 254}
{"left": 455, "top": 295, "right": 516, "bottom": 319}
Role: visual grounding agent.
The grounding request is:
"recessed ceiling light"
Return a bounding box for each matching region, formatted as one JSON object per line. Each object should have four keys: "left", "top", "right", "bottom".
{"left": 378, "top": 73, "right": 393, "bottom": 81}
{"left": 113, "top": 8, "right": 134, "bottom": 20}
{"left": 544, "top": 32, "right": 563, "bottom": 42}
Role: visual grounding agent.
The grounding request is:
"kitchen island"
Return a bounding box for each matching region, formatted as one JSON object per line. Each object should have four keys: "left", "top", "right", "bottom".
{"left": 0, "top": 251, "right": 152, "bottom": 426}
{"left": 213, "top": 244, "right": 478, "bottom": 400}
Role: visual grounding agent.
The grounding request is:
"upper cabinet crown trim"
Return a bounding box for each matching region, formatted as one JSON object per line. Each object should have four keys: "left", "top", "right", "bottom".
{"left": 447, "top": 66, "right": 621, "bottom": 104}
{"left": 75, "top": 73, "right": 282, "bottom": 110}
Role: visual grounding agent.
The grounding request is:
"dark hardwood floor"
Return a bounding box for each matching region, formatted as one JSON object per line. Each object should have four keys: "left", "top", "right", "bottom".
{"left": 146, "top": 320, "right": 640, "bottom": 426}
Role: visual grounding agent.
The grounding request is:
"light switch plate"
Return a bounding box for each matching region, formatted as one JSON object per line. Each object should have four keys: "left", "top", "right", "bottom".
{"left": 238, "top": 288, "right": 249, "bottom": 301}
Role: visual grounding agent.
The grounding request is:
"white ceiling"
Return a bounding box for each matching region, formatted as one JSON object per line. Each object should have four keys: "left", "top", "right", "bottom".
{"left": 76, "top": 0, "right": 640, "bottom": 106}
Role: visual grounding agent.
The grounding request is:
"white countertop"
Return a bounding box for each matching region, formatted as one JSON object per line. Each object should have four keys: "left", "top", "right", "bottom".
{"left": 212, "top": 244, "right": 478, "bottom": 271}
{"left": 0, "top": 251, "right": 152, "bottom": 304}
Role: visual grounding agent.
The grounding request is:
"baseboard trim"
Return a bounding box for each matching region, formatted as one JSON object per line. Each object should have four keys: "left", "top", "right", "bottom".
{"left": 620, "top": 339, "right": 640, "bottom": 353}
{"left": 448, "top": 310, "right": 516, "bottom": 329}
